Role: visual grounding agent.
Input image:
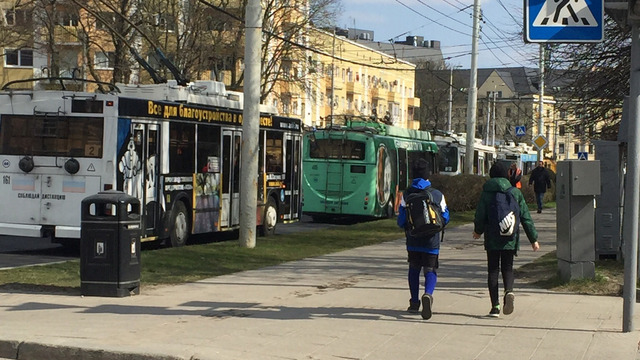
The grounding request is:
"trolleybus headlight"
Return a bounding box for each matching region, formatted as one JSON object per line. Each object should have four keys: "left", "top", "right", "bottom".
{"left": 18, "top": 156, "right": 34, "bottom": 173}
{"left": 64, "top": 158, "right": 80, "bottom": 174}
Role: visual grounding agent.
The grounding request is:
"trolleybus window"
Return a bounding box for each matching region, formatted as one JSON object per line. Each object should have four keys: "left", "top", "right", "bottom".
{"left": 0, "top": 114, "right": 103, "bottom": 157}
{"left": 266, "top": 132, "right": 283, "bottom": 172}
{"left": 197, "top": 125, "right": 221, "bottom": 172}
{"left": 169, "top": 122, "right": 195, "bottom": 173}
{"left": 438, "top": 145, "right": 458, "bottom": 173}
{"left": 309, "top": 138, "right": 365, "bottom": 160}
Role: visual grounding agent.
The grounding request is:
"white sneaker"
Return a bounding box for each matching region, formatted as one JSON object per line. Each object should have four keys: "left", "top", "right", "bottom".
{"left": 503, "top": 292, "right": 515, "bottom": 315}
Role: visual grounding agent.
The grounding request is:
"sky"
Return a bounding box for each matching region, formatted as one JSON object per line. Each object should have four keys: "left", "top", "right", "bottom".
{"left": 339, "top": 0, "right": 543, "bottom": 69}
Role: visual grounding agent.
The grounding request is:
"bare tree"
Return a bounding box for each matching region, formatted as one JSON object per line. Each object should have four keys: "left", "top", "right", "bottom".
{"left": 415, "top": 62, "right": 455, "bottom": 133}
{"left": 195, "top": 0, "right": 341, "bottom": 103}
{"left": 546, "top": 17, "right": 629, "bottom": 140}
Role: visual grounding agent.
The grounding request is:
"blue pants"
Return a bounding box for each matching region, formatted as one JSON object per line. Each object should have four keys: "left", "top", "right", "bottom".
{"left": 535, "top": 192, "right": 545, "bottom": 210}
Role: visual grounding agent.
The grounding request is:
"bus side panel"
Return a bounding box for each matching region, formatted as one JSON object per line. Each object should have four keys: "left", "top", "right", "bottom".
{"left": 375, "top": 140, "right": 397, "bottom": 217}
{"left": 193, "top": 173, "right": 221, "bottom": 233}
{"left": 115, "top": 118, "right": 133, "bottom": 192}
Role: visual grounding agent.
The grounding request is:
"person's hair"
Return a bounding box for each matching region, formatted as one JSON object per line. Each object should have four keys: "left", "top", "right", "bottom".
{"left": 411, "top": 158, "right": 431, "bottom": 180}
{"left": 489, "top": 162, "right": 509, "bottom": 179}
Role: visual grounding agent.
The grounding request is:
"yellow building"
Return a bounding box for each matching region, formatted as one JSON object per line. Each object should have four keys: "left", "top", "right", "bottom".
{"left": 266, "top": 29, "right": 421, "bottom": 129}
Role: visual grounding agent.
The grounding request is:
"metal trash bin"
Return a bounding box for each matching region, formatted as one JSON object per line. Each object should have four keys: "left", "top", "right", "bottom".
{"left": 80, "top": 191, "right": 141, "bottom": 297}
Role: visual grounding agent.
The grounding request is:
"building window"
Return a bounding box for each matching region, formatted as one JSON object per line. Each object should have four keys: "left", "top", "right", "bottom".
{"left": 60, "top": 13, "right": 79, "bottom": 26}
{"left": 559, "top": 125, "right": 565, "bottom": 136}
{"left": 4, "top": 9, "right": 15, "bottom": 25}
{"left": 559, "top": 143, "right": 565, "bottom": 154}
{"left": 4, "top": 9, "right": 30, "bottom": 27}
{"left": 574, "top": 143, "right": 580, "bottom": 153}
{"left": 154, "top": 14, "right": 176, "bottom": 31}
{"left": 589, "top": 144, "right": 594, "bottom": 154}
{"left": 4, "top": 49, "right": 33, "bottom": 67}
{"left": 96, "top": 12, "right": 115, "bottom": 30}
{"left": 94, "top": 51, "right": 115, "bottom": 69}
{"left": 505, "top": 107, "right": 511, "bottom": 117}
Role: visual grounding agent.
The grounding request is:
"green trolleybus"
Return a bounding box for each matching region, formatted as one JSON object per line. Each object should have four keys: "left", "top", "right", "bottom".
{"left": 302, "top": 115, "right": 438, "bottom": 221}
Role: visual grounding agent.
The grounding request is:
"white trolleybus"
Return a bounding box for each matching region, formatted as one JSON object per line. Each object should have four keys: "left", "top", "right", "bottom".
{"left": 0, "top": 78, "right": 302, "bottom": 247}
{"left": 433, "top": 133, "right": 497, "bottom": 176}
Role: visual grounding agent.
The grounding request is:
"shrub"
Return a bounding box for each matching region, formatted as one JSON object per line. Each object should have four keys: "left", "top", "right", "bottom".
{"left": 429, "top": 174, "right": 486, "bottom": 212}
{"left": 430, "top": 173, "right": 556, "bottom": 212}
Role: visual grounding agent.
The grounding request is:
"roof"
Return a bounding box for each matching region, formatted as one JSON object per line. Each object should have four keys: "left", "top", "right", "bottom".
{"left": 430, "top": 67, "right": 573, "bottom": 96}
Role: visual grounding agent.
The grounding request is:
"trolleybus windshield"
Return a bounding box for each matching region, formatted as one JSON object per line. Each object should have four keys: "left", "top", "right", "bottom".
{"left": 308, "top": 138, "right": 365, "bottom": 160}
{"left": 0, "top": 114, "right": 104, "bottom": 157}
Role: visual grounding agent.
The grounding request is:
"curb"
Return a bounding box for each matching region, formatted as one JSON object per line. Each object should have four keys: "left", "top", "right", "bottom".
{"left": 0, "top": 340, "right": 186, "bottom": 360}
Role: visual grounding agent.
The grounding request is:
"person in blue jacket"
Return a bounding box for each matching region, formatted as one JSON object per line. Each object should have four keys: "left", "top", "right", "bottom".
{"left": 397, "top": 158, "right": 450, "bottom": 320}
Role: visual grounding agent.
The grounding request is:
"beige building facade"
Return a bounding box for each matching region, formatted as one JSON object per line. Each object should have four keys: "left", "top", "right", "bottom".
{"left": 270, "top": 29, "right": 420, "bottom": 129}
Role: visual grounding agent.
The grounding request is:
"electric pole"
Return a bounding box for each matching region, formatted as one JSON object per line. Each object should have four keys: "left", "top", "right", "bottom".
{"left": 465, "top": 0, "right": 480, "bottom": 175}
{"left": 239, "top": 0, "right": 263, "bottom": 248}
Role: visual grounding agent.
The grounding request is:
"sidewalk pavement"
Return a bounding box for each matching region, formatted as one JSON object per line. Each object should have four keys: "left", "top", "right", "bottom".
{"left": 1, "top": 207, "right": 639, "bottom": 360}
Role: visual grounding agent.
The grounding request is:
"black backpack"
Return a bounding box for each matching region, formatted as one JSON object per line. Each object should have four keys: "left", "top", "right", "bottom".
{"left": 404, "top": 189, "right": 445, "bottom": 238}
{"left": 488, "top": 187, "right": 520, "bottom": 240}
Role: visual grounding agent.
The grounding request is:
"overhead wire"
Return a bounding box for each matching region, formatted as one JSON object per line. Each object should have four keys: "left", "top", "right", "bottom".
{"left": 196, "top": 0, "right": 421, "bottom": 71}
{"left": 392, "top": 0, "right": 471, "bottom": 37}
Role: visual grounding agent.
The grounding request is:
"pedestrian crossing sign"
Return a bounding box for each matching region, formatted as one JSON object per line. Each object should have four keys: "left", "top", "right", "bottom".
{"left": 515, "top": 126, "right": 526, "bottom": 137}
{"left": 577, "top": 152, "right": 588, "bottom": 160}
{"left": 525, "top": 0, "right": 603, "bottom": 43}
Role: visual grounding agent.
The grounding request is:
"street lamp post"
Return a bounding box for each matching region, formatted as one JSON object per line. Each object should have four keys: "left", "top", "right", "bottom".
{"left": 448, "top": 65, "right": 461, "bottom": 133}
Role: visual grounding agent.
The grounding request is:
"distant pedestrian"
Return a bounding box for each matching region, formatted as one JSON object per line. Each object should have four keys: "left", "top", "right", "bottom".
{"left": 473, "top": 162, "right": 539, "bottom": 317}
{"left": 508, "top": 162, "right": 522, "bottom": 189}
{"left": 528, "top": 161, "right": 552, "bottom": 213}
{"left": 397, "top": 158, "right": 450, "bottom": 320}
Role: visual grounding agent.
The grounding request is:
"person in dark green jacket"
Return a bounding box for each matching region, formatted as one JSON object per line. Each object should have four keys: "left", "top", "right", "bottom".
{"left": 473, "top": 162, "right": 539, "bottom": 318}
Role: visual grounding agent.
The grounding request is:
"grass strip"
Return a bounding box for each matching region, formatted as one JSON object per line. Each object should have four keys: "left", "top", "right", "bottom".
{"left": 0, "top": 210, "right": 474, "bottom": 292}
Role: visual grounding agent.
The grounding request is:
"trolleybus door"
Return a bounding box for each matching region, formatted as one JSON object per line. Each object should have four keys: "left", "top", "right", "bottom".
{"left": 283, "top": 133, "right": 301, "bottom": 220}
{"left": 221, "top": 129, "right": 241, "bottom": 228}
{"left": 131, "top": 123, "right": 160, "bottom": 233}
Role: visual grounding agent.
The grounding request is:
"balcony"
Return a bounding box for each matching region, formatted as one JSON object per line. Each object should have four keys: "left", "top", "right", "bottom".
{"left": 370, "top": 87, "right": 385, "bottom": 100}
{"left": 387, "top": 91, "right": 399, "bottom": 103}
{"left": 331, "top": 77, "right": 343, "bottom": 90}
{"left": 346, "top": 81, "right": 363, "bottom": 94}
{"left": 49, "top": 26, "right": 82, "bottom": 45}
{"left": 406, "top": 97, "right": 421, "bottom": 108}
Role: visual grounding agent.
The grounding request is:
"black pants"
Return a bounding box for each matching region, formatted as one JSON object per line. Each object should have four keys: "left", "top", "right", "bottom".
{"left": 487, "top": 250, "right": 516, "bottom": 307}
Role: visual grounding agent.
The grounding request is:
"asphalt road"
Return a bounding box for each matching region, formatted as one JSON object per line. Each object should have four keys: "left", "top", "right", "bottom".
{"left": 0, "top": 235, "right": 75, "bottom": 270}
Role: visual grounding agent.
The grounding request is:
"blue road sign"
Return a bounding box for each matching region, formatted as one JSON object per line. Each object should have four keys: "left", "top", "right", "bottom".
{"left": 525, "top": 0, "right": 603, "bottom": 43}
{"left": 515, "top": 126, "right": 526, "bottom": 137}
{"left": 577, "top": 152, "right": 589, "bottom": 160}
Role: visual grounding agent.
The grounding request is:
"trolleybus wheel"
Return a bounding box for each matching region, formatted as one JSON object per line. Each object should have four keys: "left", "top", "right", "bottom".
{"left": 170, "top": 201, "right": 190, "bottom": 247}
{"left": 260, "top": 197, "right": 278, "bottom": 236}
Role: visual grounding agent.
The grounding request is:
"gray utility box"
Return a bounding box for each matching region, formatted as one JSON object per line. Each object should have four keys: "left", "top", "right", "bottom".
{"left": 593, "top": 140, "right": 623, "bottom": 260}
{"left": 80, "top": 191, "right": 141, "bottom": 297}
{"left": 556, "top": 160, "right": 600, "bottom": 282}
